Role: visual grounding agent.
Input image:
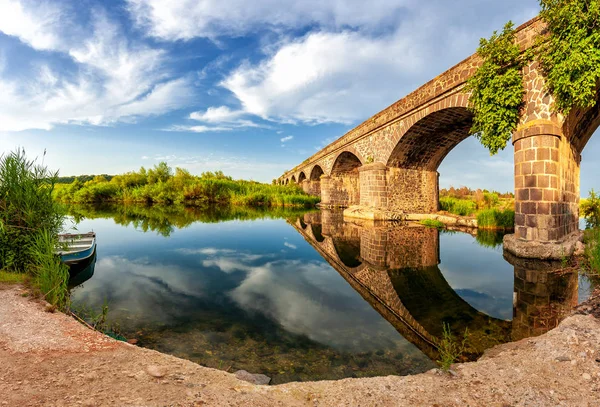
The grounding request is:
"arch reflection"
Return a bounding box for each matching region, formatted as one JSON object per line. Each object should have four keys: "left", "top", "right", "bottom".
{"left": 292, "top": 210, "right": 581, "bottom": 363}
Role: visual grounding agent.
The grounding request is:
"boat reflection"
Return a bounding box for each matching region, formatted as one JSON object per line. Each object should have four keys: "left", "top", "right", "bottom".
{"left": 68, "top": 250, "right": 97, "bottom": 288}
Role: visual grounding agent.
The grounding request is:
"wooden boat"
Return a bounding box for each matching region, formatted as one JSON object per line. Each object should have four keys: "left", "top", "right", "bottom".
{"left": 56, "top": 232, "right": 97, "bottom": 270}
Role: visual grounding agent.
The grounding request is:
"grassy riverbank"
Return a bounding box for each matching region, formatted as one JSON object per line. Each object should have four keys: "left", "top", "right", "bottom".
{"left": 54, "top": 163, "right": 319, "bottom": 208}
{"left": 439, "top": 187, "right": 515, "bottom": 229}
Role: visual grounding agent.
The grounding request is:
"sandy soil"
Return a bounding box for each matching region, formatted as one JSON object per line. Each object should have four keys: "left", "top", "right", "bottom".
{"left": 2, "top": 284, "right": 600, "bottom": 407}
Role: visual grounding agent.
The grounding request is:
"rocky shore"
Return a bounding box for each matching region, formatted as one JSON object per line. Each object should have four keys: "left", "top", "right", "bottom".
{"left": 1, "top": 284, "right": 600, "bottom": 406}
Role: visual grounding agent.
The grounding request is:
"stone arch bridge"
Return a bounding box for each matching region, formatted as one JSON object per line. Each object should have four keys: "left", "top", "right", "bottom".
{"left": 278, "top": 17, "right": 600, "bottom": 259}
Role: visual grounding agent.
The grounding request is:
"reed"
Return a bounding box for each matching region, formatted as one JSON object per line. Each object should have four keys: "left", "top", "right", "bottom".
{"left": 476, "top": 208, "right": 515, "bottom": 229}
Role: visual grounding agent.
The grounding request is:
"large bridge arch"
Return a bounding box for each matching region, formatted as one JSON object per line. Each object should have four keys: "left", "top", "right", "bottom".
{"left": 321, "top": 150, "right": 363, "bottom": 207}
{"left": 383, "top": 104, "right": 474, "bottom": 213}
{"left": 297, "top": 171, "right": 307, "bottom": 184}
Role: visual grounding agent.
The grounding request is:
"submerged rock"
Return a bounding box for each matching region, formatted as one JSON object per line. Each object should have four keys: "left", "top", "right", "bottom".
{"left": 234, "top": 370, "right": 271, "bottom": 385}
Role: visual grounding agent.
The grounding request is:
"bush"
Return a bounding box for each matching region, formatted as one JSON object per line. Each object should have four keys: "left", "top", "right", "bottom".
{"left": 581, "top": 189, "right": 600, "bottom": 229}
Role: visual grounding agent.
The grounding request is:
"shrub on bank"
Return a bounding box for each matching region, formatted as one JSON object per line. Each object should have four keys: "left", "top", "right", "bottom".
{"left": 581, "top": 189, "right": 600, "bottom": 229}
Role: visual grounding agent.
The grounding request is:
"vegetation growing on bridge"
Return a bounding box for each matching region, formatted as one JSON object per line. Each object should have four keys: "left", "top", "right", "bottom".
{"left": 468, "top": 1, "right": 600, "bottom": 154}
{"left": 538, "top": 0, "right": 600, "bottom": 115}
{"left": 53, "top": 163, "right": 320, "bottom": 208}
{"left": 466, "top": 22, "right": 526, "bottom": 155}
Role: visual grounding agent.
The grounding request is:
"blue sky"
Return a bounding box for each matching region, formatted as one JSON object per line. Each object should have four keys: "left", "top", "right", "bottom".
{"left": 0, "top": 0, "right": 599, "bottom": 194}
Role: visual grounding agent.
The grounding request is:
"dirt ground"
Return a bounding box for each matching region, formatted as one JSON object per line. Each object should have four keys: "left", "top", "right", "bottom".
{"left": 2, "top": 284, "right": 600, "bottom": 407}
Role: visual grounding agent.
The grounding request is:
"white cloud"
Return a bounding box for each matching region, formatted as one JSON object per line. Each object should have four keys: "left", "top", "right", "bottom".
{"left": 220, "top": 29, "right": 425, "bottom": 124}
{"left": 166, "top": 125, "right": 233, "bottom": 133}
{"left": 190, "top": 106, "right": 243, "bottom": 123}
{"left": 186, "top": 105, "right": 266, "bottom": 132}
{"left": 280, "top": 135, "right": 293, "bottom": 143}
{"left": 0, "top": 2, "right": 194, "bottom": 131}
{"left": 125, "top": 0, "right": 411, "bottom": 41}
{"left": 186, "top": 0, "right": 540, "bottom": 126}
{"left": 0, "top": 0, "right": 63, "bottom": 50}
{"left": 284, "top": 241, "right": 297, "bottom": 250}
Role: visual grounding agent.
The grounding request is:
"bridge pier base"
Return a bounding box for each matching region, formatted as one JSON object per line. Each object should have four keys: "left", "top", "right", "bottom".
{"left": 344, "top": 165, "right": 439, "bottom": 221}
{"left": 503, "top": 122, "right": 582, "bottom": 259}
{"left": 319, "top": 172, "right": 359, "bottom": 208}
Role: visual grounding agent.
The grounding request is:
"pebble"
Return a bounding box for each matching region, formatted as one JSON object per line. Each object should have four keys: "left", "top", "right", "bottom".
{"left": 555, "top": 356, "right": 571, "bottom": 362}
{"left": 146, "top": 365, "right": 165, "bottom": 379}
{"left": 583, "top": 373, "right": 592, "bottom": 381}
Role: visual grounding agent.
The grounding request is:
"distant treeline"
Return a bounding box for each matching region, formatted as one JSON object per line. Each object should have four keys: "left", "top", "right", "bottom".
{"left": 53, "top": 163, "right": 319, "bottom": 208}
{"left": 440, "top": 186, "right": 514, "bottom": 199}
{"left": 56, "top": 174, "right": 113, "bottom": 184}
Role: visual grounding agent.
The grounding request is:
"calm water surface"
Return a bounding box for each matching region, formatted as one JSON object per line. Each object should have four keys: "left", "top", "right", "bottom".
{"left": 66, "top": 204, "right": 595, "bottom": 384}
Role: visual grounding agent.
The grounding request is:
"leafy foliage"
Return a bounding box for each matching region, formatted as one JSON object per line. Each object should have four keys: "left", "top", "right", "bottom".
{"left": 538, "top": 0, "right": 600, "bottom": 115}
{"left": 466, "top": 22, "right": 526, "bottom": 155}
{"left": 581, "top": 189, "right": 600, "bottom": 229}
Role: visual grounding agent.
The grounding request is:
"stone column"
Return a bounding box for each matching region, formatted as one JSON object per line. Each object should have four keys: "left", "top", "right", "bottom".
{"left": 505, "top": 121, "right": 581, "bottom": 258}
{"left": 301, "top": 179, "right": 310, "bottom": 194}
{"left": 309, "top": 180, "right": 321, "bottom": 197}
{"left": 321, "top": 172, "right": 360, "bottom": 208}
{"left": 386, "top": 168, "right": 439, "bottom": 213}
{"left": 320, "top": 175, "right": 332, "bottom": 206}
{"left": 358, "top": 163, "right": 388, "bottom": 209}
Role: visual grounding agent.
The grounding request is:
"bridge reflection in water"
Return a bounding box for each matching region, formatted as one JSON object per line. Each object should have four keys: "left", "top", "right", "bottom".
{"left": 291, "top": 210, "right": 580, "bottom": 363}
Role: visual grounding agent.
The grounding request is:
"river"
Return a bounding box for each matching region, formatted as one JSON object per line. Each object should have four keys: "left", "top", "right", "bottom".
{"left": 65, "top": 204, "right": 596, "bottom": 384}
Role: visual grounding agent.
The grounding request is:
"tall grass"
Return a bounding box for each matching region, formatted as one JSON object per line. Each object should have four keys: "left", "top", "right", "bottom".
{"left": 0, "top": 149, "right": 68, "bottom": 308}
{"left": 439, "top": 197, "right": 477, "bottom": 216}
{"left": 437, "top": 323, "right": 469, "bottom": 371}
{"left": 29, "top": 229, "right": 70, "bottom": 309}
{"left": 476, "top": 208, "right": 515, "bottom": 229}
